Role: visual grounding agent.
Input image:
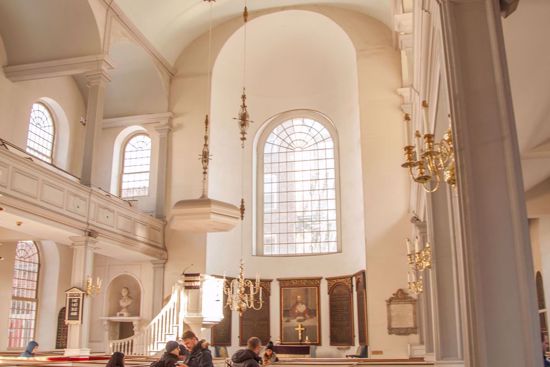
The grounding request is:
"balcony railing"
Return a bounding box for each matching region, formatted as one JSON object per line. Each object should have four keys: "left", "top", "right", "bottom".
{"left": 0, "top": 139, "right": 166, "bottom": 259}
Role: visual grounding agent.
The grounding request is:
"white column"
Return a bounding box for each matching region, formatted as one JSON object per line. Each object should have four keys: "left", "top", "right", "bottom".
{"left": 80, "top": 70, "right": 110, "bottom": 187}
{"left": 151, "top": 260, "right": 167, "bottom": 316}
{"left": 426, "top": 189, "right": 464, "bottom": 367}
{"left": 438, "top": 1, "right": 540, "bottom": 366}
{"left": 416, "top": 220, "right": 435, "bottom": 360}
{"left": 65, "top": 236, "right": 96, "bottom": 356}
{"left": 154, "top": 124, "right": 171, "bottom": 218}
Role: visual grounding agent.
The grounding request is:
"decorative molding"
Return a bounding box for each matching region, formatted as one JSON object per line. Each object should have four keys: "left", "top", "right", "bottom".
{"left": 394, "top": 13, "right": 413, "bottom": 34}
{"left": 102, "top": 112, "right": 173, "bottom": 130}
{"left": 326, "top": 275, "right": 353, "bottom": 294}
{"left": 3, "top": 54, "right": 114, "bottom": 82}
{"left": 277, "top": 277, "right": 322, "bottom": 288}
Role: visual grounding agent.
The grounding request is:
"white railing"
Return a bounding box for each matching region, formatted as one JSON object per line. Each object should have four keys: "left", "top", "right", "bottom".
{"left": 110, "top": 279, "right": 186, "bottom": 356}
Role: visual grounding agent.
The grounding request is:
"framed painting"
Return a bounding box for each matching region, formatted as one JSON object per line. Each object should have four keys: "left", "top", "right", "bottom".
{"left": 278, "top": 278, "right": 321, "bottom": 345}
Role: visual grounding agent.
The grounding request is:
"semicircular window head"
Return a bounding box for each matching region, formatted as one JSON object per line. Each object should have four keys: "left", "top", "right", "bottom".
{"left": 26, "top": 102, "right": 55, "bottom": 163}
{"left": 261, "top": 117, "right": 338, "bottom": 256}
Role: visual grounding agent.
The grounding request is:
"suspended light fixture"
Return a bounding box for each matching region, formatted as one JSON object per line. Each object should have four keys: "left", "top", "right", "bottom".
{"left": 224, "top": 0, "right": 264, "bottom": 315}
{"left": 169, "top": 0, "right": 240, "bottom": 233}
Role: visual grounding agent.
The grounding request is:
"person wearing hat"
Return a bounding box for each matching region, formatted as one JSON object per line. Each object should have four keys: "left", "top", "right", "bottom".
{"left": 150, "top": 341, "right": 181, "bottom": 367}
{"left": 262, "top": 341, "right": 279, "bottom": 365}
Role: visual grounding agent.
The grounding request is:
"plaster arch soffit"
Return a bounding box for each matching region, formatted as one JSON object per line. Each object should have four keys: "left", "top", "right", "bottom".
{"left": 175, "top": 6, "right": 389, "bottom": 69}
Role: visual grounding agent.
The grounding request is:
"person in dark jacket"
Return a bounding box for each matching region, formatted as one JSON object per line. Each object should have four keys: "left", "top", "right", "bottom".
{"left": 151, "top": 341, "right": 181, "bottom": 367}
{"left": 182, "top": 330, "right": 213, "bottom": 367}
{"left": 262, "top": 342, "right": 279, "bottom": 365}
{"left": 106, "top": 352, "right": 125, "bottom": 367}
{"left": 231, "top": 337, "right": 262, "bottom": 367}
{"left": 19, "top": 340, "right": 39, "bottom": 357}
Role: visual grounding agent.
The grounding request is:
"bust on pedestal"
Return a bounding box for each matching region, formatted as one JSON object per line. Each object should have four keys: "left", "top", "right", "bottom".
{"left": 117, "top": 287, "right": 133, "bottom": 317}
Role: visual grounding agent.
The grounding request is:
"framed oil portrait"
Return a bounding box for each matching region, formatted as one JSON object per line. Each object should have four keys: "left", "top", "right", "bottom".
{"left": 278, "top": 278, "right": 321, "bottom": 345}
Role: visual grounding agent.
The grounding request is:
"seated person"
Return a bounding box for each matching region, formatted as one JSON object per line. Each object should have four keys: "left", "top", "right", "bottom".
{"left": 150, "top": 341, "right": 181, "bottom": 367}
{"left": 182, "top": 330, "right": 213, "bottom": 367}
{"left": 262, "top": 342, "right": 279, "bottom": 365}
{"left": 231, "top": 337, "right": 262, "bottom": 367}
{"left": 106, "top": 352, "right": 125, "bottom": 367}
{"left": 20, "top": 341, "right": 38, "bottom": 358}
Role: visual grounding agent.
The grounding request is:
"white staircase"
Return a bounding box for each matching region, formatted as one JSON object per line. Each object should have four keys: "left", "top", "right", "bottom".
{"left": 109, "top": 279, "right": 186, "bottom": 356}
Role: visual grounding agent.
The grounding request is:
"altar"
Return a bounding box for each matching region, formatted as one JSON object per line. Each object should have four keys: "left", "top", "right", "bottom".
{"left": 272, "top": 345, "right": 311, "bottom": 358}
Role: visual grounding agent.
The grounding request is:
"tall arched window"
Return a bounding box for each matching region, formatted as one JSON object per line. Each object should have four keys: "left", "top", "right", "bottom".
{"left": 26, "top": 102, "right": 55, "bottom": 163}
{"left": 120, "top": 134, "right": 152, "bottom": 198}
{"left": 7, "top": 241, "right": 40, "bottom": 349}
{"left": 258, "top": 116, "right": 339, "bottom": 256}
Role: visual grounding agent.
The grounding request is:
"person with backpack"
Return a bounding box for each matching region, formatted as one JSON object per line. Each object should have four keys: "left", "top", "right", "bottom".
{"left": 150, "top": 341, "right": 181, "bottom": 367}
{"left": 231, "top": 337, "right": 262, "bottom": 367}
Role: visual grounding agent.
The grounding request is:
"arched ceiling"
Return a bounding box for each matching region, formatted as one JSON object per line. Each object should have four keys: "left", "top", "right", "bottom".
{"left": 113, "top": 0, "right": 393, "bottom": 64}
{"left": 0, "top": 0, "right": 102, "bottom": 65}
{"left": 503, "top": 0, "right": 550, "bottom": 190}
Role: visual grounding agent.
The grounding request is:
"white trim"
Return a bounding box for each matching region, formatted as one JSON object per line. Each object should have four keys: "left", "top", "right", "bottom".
{"left": 3, "top": 54, "right": 113, "bottom": 82}
{"left": 102, "top": 112, "right": 173, "bottom": 129}
{"left": 253, "top": 109, "right": 342, "bottom": 257}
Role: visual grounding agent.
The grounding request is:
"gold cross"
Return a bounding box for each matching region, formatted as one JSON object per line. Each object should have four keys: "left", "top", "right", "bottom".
{"left": 295, "top": 323, "right": 305, "bottom": 341}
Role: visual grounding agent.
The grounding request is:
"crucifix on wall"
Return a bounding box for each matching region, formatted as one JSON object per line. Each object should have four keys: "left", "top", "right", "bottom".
{"left": 295, "top": 323, "right": 305, "bottom": 342}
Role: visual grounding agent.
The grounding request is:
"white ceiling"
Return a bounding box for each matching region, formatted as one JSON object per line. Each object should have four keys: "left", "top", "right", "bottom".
{"left": 503, "top": 0, "right": 550, "bottom": 191}
{"left": 113, "top": 0, "right": 394, "bottom": 64}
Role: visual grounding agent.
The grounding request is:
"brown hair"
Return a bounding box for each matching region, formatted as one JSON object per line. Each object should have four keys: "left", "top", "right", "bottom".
{"left": 247, "top": 337, "right": 261, "bottom": 350}
{"left": 182, "top": 330, "right": 198, "bottom": 340}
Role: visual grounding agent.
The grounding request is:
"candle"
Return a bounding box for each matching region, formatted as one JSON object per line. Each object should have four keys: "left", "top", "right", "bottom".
{"left": 422, "top": 100, "right": 430, "bottom": 133}
{"left": 407, "top": 271, "right": 412, "bottom": 283}
{"left": 411, "top": 271, "right": 417, "bottom": 282}
{"left": 414, "top": 236, "right": 420, "bottom": 253}
{"left": 406, "top": 238, "right": 412, "bottom": 255}
{"left": 404, "top": 114, "right": 412, "bottom": 146}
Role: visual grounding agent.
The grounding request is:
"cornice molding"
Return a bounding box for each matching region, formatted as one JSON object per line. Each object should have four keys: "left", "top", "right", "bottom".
{"left": 102, "top": 112, "right": 173, "bottom": 129}
{"left": 3, "top": 54, "right": 113, "bottom": 82}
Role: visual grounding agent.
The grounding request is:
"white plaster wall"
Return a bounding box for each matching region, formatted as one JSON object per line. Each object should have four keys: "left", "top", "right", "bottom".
{"left": 90, "top": 254, "right": 155, "bottom": 352}
{"left": 167, "top": 6, "right": 409, "bottom": 359}
{"left": 0, "top": 36, "right": 86, "bottom": 176}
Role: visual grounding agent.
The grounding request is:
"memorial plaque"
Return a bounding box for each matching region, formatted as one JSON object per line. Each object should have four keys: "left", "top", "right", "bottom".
{"left": 354, "top": 271, "right": 368, "bottom": 345}
{"left": 240, "top": 280, "right": 271, "bottom": 346}
{"left": 327, "top": 276, "right": 354, "bottom": 346}
{"left": 212, "top": 278, "right": 232, "bottom": 346}
{"left": 386, "top": 289, "right": 417, "bottom": 335}
{"left": 64, "top": 287, "right": 85, "bottom": 325}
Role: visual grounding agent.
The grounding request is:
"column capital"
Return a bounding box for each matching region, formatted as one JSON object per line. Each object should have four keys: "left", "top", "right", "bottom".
{"left": 84, "top": 68, "right": 111, "bottom": 86}
{"left": 154, "top": 123, "right": 172, "bottom": 136}
{"left": 151, "top": 259, "right": 167, "bottom": 268}
{"left": 69, "top": 236, "right": 98, "bottom": 248}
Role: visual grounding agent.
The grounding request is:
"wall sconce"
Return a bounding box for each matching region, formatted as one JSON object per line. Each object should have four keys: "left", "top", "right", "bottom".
{"left": 406, "top": 237, "right": 432, "bottom": 295}
{"left": 85, "top": 276, "right": 102, "bottom": 297}
{"left": 401, "top": 101, "right": 456, "bottom": 193}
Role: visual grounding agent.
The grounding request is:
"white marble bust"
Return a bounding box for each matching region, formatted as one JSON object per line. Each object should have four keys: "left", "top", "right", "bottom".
{"left": 117, "top": 287, "right": 133, "bottom": 317}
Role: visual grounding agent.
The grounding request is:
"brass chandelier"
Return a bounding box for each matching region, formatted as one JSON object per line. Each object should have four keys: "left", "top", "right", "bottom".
{"left": 401, "top": 101, "right": 456, "bottom": 193}
{"left": 223, "top": 0, "right": 264, "bottom": 315}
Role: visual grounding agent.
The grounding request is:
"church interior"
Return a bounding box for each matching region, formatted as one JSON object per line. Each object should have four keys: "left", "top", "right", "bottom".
{"left": 0, "top": 0, "right": 548, "bottom": 366}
